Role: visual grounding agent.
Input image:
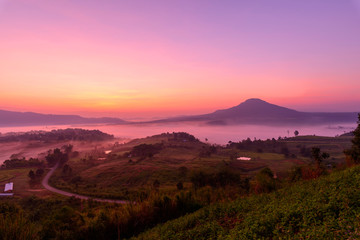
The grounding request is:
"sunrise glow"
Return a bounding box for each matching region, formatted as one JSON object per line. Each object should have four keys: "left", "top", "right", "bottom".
{"left": 1, "top": 0, "right": 360, "bottom": 118}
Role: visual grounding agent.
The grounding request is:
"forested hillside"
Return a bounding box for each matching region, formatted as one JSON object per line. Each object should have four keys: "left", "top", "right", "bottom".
{"left": 134, "top": 165, "right": 360, "bottom": 239}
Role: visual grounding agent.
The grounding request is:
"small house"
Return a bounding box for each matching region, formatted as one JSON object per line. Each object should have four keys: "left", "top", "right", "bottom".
{"left": 4, "top": 182, "right": 13, "bottom": 192}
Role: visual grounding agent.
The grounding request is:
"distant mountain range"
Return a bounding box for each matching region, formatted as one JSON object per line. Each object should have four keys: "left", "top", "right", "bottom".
{"left": 148, "top": 98, "right": 359, "bottom": 125}
{"left": 0, "top": 98, "right": 358, "bottom": 127}
{"left": 0, "top": 109, "right": 127, "bottom": 127}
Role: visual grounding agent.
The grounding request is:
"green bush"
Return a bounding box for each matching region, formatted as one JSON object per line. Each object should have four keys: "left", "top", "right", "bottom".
{"left": 134, "top": 166, "right": 360, "bottom": 239}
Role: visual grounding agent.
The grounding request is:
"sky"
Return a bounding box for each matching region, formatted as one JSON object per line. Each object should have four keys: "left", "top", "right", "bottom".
{"left": 1, "top": 0, "right": 360, "bottom": 119}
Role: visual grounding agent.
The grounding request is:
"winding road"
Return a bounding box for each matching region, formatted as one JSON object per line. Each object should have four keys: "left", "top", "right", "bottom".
{"left": 42, "top": 162, "right": 129, "bottom": 204}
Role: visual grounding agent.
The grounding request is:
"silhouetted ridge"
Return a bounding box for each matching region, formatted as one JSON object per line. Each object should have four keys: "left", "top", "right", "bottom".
{"left": 212, "top": 98, "right": 298, "bottom": 118}
{"left": 1, "top": 98, "right": 358, "bottom": 127}
{"left": 148, "top": 98, "right": 358, "bottom": 125}
{"left": 0, "top": 109, "right": 127, "bottom": 127}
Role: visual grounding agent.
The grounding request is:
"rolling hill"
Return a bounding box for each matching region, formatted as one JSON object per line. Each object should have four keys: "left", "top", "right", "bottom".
{"left": 134, "top": 165, "right": 360, "bottom": 239}
{"left": 0, "top": 109, "right": 127, "bottom": 127}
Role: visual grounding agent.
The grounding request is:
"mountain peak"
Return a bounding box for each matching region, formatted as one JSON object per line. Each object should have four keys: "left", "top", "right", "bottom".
{"left": 244, "top": 98, "right": 265, "bottom": 102}
{"left": 211, "top": 98, "right": 299, "bottom": 119}
{"left": 241, "top": 98, "right": 268, "bottom": 105}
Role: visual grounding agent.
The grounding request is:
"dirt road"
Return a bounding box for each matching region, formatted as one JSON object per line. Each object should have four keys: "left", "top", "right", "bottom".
{"left": 42, "top": 162, "right": 129, "bottom": 204}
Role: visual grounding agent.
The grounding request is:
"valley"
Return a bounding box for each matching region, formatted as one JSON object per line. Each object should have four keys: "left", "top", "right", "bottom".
{"left": 0, "top": 123, "right": 358, "bottom": 239}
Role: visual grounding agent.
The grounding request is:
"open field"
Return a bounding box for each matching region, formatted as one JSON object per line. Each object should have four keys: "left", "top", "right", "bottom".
{"left": 0, "top": 132, "right": 352, "bottom": 199}
{"left": 0, "top": 139, "right": 121, "bottom": 165}
{"left": 0, "top": 168, "right": 53, "bottom": 198}
{"left": 47, "top": 133, "right": 352, "bottom": 200}
{"left": 285, "top": 135, "right": 353, "bottom": 160}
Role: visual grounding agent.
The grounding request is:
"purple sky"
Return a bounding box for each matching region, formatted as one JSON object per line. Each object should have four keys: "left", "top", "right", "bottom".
{"left": 0, "top": 0, "right": 359, "bottom": 118}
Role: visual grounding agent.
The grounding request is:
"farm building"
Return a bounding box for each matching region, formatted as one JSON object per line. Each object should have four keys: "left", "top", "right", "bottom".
{"left": 0, "top": 182, "right": 14, "bottom": 196}
{"left": 4, "top": 182, "right": 13, "bottom": 192}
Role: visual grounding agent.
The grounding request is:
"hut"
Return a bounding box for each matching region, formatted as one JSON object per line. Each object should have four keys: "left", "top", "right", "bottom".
{"left": 0, "top": 182, "right": 14, "bottom": 196}
{"left": 4, "top": 182, "right": 13, "bottom": 192}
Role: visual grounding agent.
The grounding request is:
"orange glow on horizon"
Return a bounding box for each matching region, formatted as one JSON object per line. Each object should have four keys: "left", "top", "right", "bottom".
{"left": 1, "top": 1, "right": 360, "bottom": 117}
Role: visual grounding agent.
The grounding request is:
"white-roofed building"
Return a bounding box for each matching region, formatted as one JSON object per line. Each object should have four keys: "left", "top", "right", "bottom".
{"left": 4, "top": 182, "right": 13, "bottom": 192}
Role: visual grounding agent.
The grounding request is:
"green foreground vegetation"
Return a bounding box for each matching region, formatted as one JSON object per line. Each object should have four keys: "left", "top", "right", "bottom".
{"left": 134, "top": 165, "right": 360, "bottom": 239}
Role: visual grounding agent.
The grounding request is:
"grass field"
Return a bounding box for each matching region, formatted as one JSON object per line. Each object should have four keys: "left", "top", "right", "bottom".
{"left": 285, "top": 135, "right": 352, "bottom": 160}
{"left": 47, "top": 133, "right": 352, "bottom": 200}
{"left": 0, "top": 168, "right": 53, "bottom": 198}
{"left": 0, "top": 132, "right": 351, "bottom": 200}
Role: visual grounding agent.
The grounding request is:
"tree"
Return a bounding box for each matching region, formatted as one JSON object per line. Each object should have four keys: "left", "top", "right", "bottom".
{"left": 344, "top": 113, "right": 360, "bottom": 165}
{"left": 294, "top": 130, "right": 299, "bottom": 136}
{"left": 28, "top": 170, "right": 35, "bottom": 180}
{"left": 311, "top": 147, "right": 329, "bottom": 171}
{"left": 190, "top": 171, "right": 208, "bottom": 189}
{"left": 288, "top": 166, "right": 302, "bottom": 182}
{"left": 131, "top": 143, "right": 162, "bottom": 158}
{"left": 213, "top": 169, "right": 241, "bottom": 187}
{"left": 254, "top": 167, "right": 276, "bottom": 193}
{"left": 281, "top": 146, "right": 290, "bottom": 157}
{"left": 70, "top": 176, "right": 82, "bottom": 184}
{"left": 62, "top": 144, "right": 73, "bottom": 155}
{"left": 35, "top": 168, "right": 44, "bottom": 178}
{"left": 62, "top": 164, "right": 72, "bottom": 176}
{"left": 45, "top": 148, "right": 69, "bottom": 167}
{"left": 176, "top": 181, "right": 184, "bottom": 190}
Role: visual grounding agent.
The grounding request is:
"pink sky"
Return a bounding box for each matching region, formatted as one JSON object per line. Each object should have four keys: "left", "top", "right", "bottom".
{"left": 1, "top": 0, "right": 360, "bottom": 119}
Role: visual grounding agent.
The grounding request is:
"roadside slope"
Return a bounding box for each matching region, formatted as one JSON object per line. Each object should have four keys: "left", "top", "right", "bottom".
{"left": 133, "top": 166, "right": 360, "bottom": 239}
{"left": 42, "top": 162, "right": 129, "bottom": 204}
